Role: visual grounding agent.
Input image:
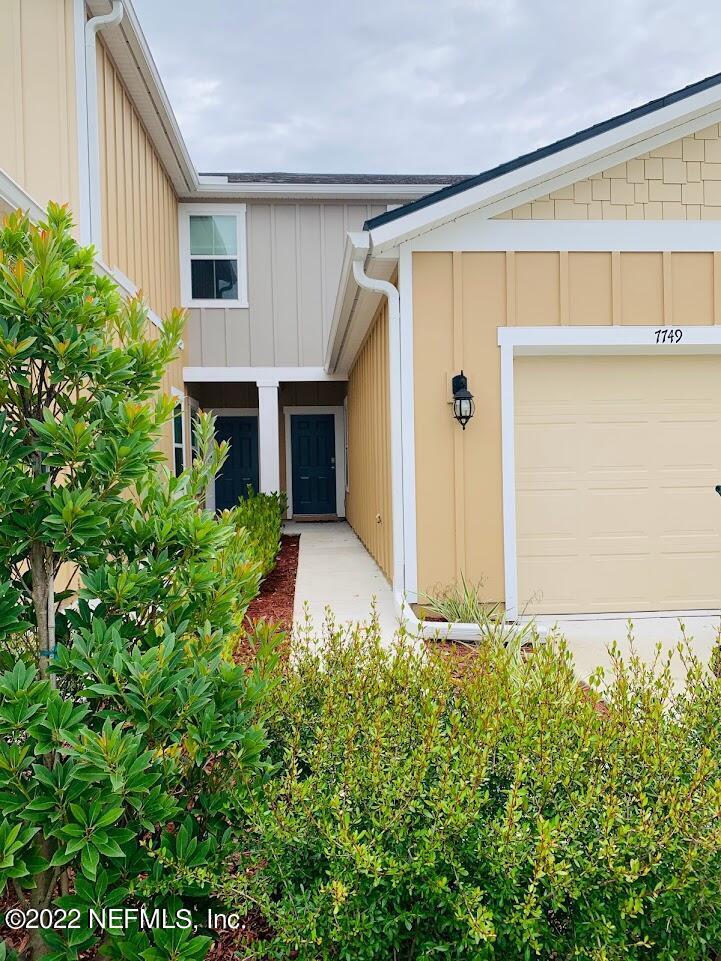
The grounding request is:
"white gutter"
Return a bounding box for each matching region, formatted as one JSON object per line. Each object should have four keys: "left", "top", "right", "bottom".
{"left": 192, "top": 181, "right": 454, "bottom": 201}
{"left": 351, "top": 252, "right": 405, "bottom": 598}
{"left": 82, "top": 0, "right": 124, "bottom": 252}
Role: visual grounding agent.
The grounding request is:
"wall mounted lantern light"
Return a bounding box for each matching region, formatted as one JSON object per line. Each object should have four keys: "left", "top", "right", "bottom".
{"left": 451, "top": 371, "right": 475, "bottom": 430}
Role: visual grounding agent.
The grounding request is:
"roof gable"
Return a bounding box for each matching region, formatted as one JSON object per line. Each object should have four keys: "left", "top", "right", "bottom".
{"left": 365, "top": 72, "right": 721, "bottom": 246}
{"left": 494, "top": 124, "right": 721, "bottom": 222}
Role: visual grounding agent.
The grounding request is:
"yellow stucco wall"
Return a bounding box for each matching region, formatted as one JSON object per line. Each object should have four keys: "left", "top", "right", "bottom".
{"left": 0, "top": 0, "right": 79, "bottom": 214}
{"left": 96, "top": 38, "right": 181, "bottom": 321}
{"left": 346, "top": 302, "right": 393, "bottom": 582}
{"left": 495, "top": 124, "right": 721, "bottom": 221}
{"left": 412, "top": 249, "right": 721, "bottom": 600}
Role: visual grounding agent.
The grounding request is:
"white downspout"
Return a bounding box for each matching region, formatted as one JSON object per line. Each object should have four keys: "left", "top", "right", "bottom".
{"left": 83, "top": 1, "right": 124, "bottom": 252}
{"left": 351, "top": 258, "right": 406, "bottom": 602}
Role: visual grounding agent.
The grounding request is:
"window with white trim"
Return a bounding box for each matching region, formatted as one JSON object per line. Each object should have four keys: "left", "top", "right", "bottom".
{"left": 180, "top": 204, "right": 248, "bottom": 308}
{"left": 172, "top": 393, "right": 186, "bottom": 477}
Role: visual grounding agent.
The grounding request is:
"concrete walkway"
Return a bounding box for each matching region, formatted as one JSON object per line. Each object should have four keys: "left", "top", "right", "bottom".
{"left": 546, "top": 613, "right": 720, "bottom": 686}
{"left": 286, "top": 521, "right": 719, "bottom": 684}
{"left": 287, "top": 521, "right": 399, "bottom": 637}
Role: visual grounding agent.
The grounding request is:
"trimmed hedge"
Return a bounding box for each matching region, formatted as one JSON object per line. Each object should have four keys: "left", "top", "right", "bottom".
{"left": 229, "top": 624, "right": 721, "bottom": 960}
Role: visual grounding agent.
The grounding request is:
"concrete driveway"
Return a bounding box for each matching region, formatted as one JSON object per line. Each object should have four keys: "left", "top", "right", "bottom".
{"left": 538, "top": 613, "right": 720, "bottom": 685}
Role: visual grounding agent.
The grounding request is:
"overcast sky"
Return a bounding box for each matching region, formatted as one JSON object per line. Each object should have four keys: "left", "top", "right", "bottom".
{"left": 132, "top": 0, "right": 721, "bottom": 176}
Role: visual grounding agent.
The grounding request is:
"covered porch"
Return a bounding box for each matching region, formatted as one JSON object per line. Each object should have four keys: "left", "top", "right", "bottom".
{"left": 185, "top": 370, "right": 348, "bottom": 519}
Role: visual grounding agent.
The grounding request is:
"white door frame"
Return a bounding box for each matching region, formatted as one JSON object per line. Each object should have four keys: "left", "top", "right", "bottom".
{"left": 206, "top": 407, "right": 259, "bottom": 511}
{"left": 284, "top": 406, "right": 346, "bottom": 519}
{"left": 498, "top": 324, "right": 721, "bottom": 620}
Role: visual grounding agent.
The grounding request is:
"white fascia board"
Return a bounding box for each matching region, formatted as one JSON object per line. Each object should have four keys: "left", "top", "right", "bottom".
{"left": 325, "top": 233, "right": 402, "bottom": 374}
{"left": 0, "top": 168, "right": 45, "bottom": 222}
{"left": 410, "top": 218, "right": 721, "bottom": 252}
{"left": 369, "top": 89, "right": 721, "bottom": 252}
{"left": 0, "top": 169, "right": 166, "bottom": 331}
{"left": 183, "top": 366, "right": 349, "bottom": 383}
{"left": 86, "top": 0, "right": 197, "bottom": 194}
{"left": 191, "top": 181, "right": 456, "bottom": 201}
{"left": 325, "top": 232, "right": 370, "bottom": 372}
{"left": 93, "top": 260, "right": 164, "bottom": 329}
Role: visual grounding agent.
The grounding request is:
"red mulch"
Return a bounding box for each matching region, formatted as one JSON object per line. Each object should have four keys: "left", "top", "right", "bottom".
{"left": 233, "top": 534, "right": 300, "bottom": 664}
{"left": 206, "top": 907, "right": 274, "bottom": 960}
{"left": 245, "top": 535, "right": 299, "bottom": 631}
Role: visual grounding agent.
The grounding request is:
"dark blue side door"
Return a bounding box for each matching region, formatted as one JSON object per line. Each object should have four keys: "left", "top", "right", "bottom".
{"left": 291, "top": 414, "right": 336, "bottom": 515}
{"left": 214, "top": 416, "right": 259, "bottom": 510}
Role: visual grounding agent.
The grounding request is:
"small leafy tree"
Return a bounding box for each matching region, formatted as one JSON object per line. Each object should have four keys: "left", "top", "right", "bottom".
{"left": 0, "top": 208, "right": 275, "bottom": 960}
{"left": 0, "top": 204, "right": 183, "bottom": 674}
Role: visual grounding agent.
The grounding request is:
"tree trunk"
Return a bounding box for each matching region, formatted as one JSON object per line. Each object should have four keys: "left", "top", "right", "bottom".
{"left": 30, "top": 542, "right": 54, "bottom": 680}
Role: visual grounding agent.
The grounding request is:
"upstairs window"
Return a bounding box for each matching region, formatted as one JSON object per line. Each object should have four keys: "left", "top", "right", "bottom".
{"left": 180, "top": 204, "right": 248, "bottom": 308}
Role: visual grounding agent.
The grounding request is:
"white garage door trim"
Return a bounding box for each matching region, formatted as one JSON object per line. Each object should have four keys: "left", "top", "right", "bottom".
{"left": 498, "top": 324, "right": 721, "bottom": 620}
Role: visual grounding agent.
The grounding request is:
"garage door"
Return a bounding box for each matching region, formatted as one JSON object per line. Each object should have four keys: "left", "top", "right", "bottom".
{"left": 515, "top": 354, "right": 721, "bottom": 615}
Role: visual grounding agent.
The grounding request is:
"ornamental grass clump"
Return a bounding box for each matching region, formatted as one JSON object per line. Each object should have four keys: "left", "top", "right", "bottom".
{"left": 224, "top": 622, "right": 721, "bottom": 960}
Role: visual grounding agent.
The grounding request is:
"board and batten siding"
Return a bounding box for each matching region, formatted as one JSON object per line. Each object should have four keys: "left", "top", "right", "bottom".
{"left": 185, "top": 202, "right": 387, "bottom": 368}
{"left": 412, "top": 249, "right": 721, "bottom": 602}
{"left": 96, "top": 38, "right": 180, "bottom": 321}
{"left": 346, "top": 302, "right": 393, "bottom": 582}
{"left": 0, "top": 0, "right": 79, "bottom": 214}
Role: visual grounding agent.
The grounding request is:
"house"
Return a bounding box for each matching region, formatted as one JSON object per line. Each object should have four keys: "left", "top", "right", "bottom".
{"left": 3, "top": 1, "right": 721, "bottom": 623}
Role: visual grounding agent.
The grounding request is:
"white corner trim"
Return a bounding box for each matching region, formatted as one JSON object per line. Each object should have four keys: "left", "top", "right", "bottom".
{"left": 183, "top": 366, "right": 348, "bottom": 383}
{"left": 499, "top": 324, "right": 721, "bottom": 620}
{"left": 284, "top": 406, "right": 346, "bottom": 520}
{"left": 399, "top": 243, "right": 418, "bottom": 601}
{"left": 178, "top": 202, "right": 248, "bottom": 309}
{"left": 499, "top": 342, "right": 519, "bottom": 620}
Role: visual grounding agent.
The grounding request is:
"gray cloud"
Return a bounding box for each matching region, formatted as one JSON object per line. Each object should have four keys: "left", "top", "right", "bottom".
{"left": 132, "top": 0, "right": 721, "bottom": 174}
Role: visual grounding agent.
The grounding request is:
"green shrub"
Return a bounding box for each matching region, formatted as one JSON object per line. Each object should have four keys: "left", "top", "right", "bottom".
{"left": 0, "top": 617, "right": 277, "bottom": 960}
{"left": 224, "top": 623, "right": 721, "bottom": 960}
{"left": 0, "top": 207, "right": 274, "bottom": 959}
{"left": 225, "top": 488, "right": 286, "bottom": 579}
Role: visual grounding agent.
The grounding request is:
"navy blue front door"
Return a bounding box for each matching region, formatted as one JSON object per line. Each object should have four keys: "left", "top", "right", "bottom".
{"left": 291, "top": 414, "right": 336, "bottom": 515}
{"left": 214, "top": 416, "right": 259, "bottom": 510}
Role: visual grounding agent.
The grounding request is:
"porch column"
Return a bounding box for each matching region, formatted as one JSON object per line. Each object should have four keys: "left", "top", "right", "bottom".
{"left": 257, "top": 379, "right": 280, "bottom": 493}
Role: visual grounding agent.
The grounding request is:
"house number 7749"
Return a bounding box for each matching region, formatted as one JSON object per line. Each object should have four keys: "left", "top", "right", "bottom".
{"left": 654, "top": 328, "right": 683, "bottom": 344}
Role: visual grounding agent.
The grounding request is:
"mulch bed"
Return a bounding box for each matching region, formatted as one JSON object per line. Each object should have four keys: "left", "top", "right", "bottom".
{"left": 245, "top": 534, "right": 300, "bottom": 632}
{"left": 233, "top": 533, "right": 300, "bottom": 664}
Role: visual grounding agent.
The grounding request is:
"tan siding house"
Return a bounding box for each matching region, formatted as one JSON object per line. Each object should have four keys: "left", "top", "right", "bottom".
{"left": 9, "top": 0, "right": 721, "bottom": 627}
{"left": 346, "top": 300, "right": 393, "bottom": 583}
{"left": 0, "top": 0, "right": 79, "bottom": 215}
